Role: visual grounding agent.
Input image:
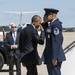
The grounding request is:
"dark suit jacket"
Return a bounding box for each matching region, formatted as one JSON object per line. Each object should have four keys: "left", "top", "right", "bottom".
{"left": 19, "top": 24, "right": 44, "bottom": 65}
{"left": 4, "top": 31, "right": 20, "bottom": 58}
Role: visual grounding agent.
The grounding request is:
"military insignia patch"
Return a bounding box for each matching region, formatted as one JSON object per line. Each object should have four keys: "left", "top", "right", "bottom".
{"left": 54, "top": 28, "right": 59, "bottom": 35}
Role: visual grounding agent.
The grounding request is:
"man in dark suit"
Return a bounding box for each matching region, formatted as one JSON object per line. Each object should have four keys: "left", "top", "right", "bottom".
{"left": 19, "top": 15, "right": 44, "bottom": 75}
{"left": 42, "top": 8, "right": 66, "bottom": 75}
{"left": 4, "top": 23, "right": 21, "bottom": 75}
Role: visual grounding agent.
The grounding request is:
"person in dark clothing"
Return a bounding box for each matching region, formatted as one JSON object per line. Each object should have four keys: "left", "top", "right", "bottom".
{"left": 42, "top": 8, "right": 66, "bottom": 75}
{"left": 19, "top": 15, "right": 44, "bottom": 75}
{"left": 42, "top": 14, "right": 48, "bottom": 30}
{"left": 4, "top": 23, "right": 21, "bottom": 75}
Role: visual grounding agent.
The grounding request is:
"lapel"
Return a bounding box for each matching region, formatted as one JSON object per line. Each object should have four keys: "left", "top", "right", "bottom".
{"left": 10, "top": 31, "right": 19, "bottom": 44}
{"left": 15, "top": 32, "right": 19, "bottom": 44}
{"left": 10, "top": 32, "right": 14, "bottom": 44}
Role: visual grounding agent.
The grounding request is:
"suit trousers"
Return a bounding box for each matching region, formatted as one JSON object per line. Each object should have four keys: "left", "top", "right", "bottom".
{"left": 25, "top": 64, "right": 38, "bottom": 75}
{"left": 46, "top": 61, "right": 62, "bottom": 75}
{"left": 9, "top": 54, "right": 21, "bottom": 75}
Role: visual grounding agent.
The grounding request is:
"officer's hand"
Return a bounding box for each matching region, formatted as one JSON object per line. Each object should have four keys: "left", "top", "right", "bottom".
{"left": 39, "top": 25, "right": 44, "bottom": 31}
{"left": 52, "top": 59, "right": 57, "bottom": 66}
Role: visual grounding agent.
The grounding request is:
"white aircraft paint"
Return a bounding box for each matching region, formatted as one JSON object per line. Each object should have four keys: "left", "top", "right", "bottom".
{"left": 0, "top": 32, "right": 3, "bottom": 35}
{"left": 61, "top": 47, "right": 75, "bottom": 75}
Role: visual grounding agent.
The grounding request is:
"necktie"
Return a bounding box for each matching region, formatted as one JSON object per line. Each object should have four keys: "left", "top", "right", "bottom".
{"left": 13, "top": 32, "right": 16, "bottom": 44}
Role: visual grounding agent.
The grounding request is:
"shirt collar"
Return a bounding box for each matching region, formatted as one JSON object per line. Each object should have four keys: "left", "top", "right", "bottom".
{"left": 31, "top": 24, "right": 36, "bottom": 29}
{"left": 12, "top": 31, "right": 17, "bottom": 34}
{"left": 48, "top": 22, "right": 50, "bottom": 27}
{"left": 52, "top": 18, "right": 57, "bottom": 23}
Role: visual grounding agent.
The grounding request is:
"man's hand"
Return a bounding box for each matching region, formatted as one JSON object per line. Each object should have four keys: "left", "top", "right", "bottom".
{"left": 52, "top": 59, "right": 57, "bottom": 66}
{"left": 39, "top": 25, "right": 44, "bottom": 31}
{"left": 11, "top": 45, "right": 18, "bottom": 49}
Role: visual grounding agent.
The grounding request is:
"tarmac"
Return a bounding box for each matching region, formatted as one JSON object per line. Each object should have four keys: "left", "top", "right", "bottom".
{"left": 0, "top": 32, "right": 75, "bottom": 75}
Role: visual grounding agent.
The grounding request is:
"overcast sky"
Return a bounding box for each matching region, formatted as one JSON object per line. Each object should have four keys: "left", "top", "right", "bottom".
{"left": 0, "top": 0, "right": 75, "bottom": 27}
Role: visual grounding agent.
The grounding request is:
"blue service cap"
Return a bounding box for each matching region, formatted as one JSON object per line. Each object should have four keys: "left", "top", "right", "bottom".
{"left": 44, "top": 8, "right": 59, "bottom": 15}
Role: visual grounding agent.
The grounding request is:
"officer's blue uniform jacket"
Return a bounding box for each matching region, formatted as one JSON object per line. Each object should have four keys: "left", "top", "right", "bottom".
{"left": 43, "top": 18, "right": 66, "bottom": 64}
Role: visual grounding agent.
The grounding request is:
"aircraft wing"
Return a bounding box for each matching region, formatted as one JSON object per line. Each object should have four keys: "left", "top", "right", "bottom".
{"left": 3, "top": 11, "right": 40, "bottom": 14}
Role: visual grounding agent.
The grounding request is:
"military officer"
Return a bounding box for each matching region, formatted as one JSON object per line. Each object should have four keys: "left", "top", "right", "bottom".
{"left": 42, "top": 8, "right": 66, "bottom": 75}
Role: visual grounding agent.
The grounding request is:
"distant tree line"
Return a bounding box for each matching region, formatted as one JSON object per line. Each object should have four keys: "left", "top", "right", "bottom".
{"left": 0, "top": 26, "right": 11, "bottom": 31}
{"left": 0, "top": 26, "right": 75, "bottom": 32}
{"left": 63, "top": 27, "right": 75, "bottom": 32}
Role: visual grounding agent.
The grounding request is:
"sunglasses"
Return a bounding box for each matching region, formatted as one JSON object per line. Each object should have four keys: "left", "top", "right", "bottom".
{"left": 11, "top": 26, "right": 17, "bottom": 28}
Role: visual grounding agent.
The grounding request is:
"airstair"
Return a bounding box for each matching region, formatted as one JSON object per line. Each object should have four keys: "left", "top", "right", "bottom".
{"left": 61, "top": 40, "right": 75, "bottom": 75}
